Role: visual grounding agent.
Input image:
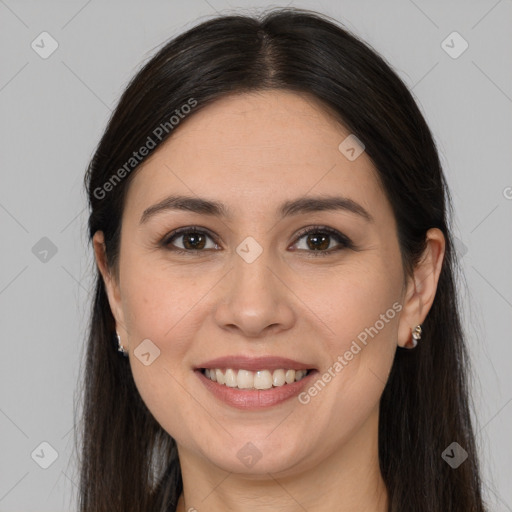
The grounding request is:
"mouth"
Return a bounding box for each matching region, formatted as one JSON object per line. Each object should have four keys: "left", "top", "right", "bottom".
{"left": 194, "top": 355, "right": 318, "bottom": 409}
{"left": 195, "top": 366, "right": 318, "bottom": 410}
{"left": 199, "top": 367, "right": 312, "bottom": 390}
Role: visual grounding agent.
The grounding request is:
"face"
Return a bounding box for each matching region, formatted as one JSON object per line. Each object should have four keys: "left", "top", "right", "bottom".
{"left": 95, "top": 90, "right": 435, "bottom": 478}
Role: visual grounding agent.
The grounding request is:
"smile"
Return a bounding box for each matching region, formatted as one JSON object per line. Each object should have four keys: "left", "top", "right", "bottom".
{"left": 202, "top": 368, "right": 310, "bottom": 390}
{"left": 196, "top": 368, "right": 318, "bottom": 410}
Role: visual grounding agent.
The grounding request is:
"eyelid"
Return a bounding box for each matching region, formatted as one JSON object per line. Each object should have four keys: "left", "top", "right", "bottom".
{"left": 162, "top": 225, "right": 220, "bottom": 251}
{"left": 161, "top": 224, "right": 354, "bottom": 254}
{"left": 291, "top": 225, "right": 354, "bottom": 250}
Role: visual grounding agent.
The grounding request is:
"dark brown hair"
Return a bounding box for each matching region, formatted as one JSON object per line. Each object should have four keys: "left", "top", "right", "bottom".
{"left": 77, "top": 7, "right": 487, "bottom": 511}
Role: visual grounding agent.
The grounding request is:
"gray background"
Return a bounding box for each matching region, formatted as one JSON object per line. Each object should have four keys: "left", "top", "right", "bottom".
{"left": 0, "top": 0, "right": 511, "bottom": 510}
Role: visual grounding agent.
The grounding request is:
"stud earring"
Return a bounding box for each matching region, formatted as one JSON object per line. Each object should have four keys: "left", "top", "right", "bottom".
{"left": 407, "top": 324, "right": 422, "bottom": 349}
{"left": 116, "top": 332, "right": 129, "bottom": 357}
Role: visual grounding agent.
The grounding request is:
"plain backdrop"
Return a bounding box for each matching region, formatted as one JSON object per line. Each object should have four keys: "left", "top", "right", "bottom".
{"left": 0, "top": 0, "right": 511, "bottom": 510}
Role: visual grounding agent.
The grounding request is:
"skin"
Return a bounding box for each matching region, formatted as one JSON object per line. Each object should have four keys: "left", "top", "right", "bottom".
{"left": 93, "top": 90, "right": 445, "bottom": 511}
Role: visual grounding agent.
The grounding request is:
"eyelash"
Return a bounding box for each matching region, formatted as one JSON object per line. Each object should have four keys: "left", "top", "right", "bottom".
{"left": 161, "top": 225, "right": 354, "bottom": 257}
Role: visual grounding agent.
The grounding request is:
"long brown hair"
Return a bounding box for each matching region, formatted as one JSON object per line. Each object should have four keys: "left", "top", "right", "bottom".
{"left": 77, "top": 7, "right": 487, "bottom": 511}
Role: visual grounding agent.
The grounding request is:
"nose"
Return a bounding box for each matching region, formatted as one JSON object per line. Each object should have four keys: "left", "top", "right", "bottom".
{"left": 212, "top": 247, "right": 296, "bottom": 338}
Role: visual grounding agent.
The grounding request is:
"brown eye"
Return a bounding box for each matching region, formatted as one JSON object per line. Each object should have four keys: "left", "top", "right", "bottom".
{"left": 291, "top": 226, "right": 353, "bottom": 256}
{"left": 179, "top": 232, "right": 207, "bottom": 250}
{"left": 304, "top": 232, "right": 331, "bottom": 251}
{"left": 164, "top": 227, "right": 218, "bottom": 253}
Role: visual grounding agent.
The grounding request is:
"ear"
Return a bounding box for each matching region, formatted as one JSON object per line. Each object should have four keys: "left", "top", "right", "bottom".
{"left": 92, "top": 231, "right": 128, "bottom": 345}
{"left": 397, "top": 228, "right": 446, "bottom": 348}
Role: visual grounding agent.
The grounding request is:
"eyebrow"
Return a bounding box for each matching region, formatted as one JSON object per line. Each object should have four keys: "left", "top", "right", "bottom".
{"left": 139, "top": 194, "right": 374, "bottom": 224}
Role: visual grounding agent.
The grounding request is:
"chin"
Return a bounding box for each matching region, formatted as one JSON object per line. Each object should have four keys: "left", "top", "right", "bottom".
{"left": 202, "top": 438, "right": 309, "bottom": 476}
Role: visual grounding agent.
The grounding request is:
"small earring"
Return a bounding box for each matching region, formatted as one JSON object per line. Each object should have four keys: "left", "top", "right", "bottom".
{"left": 407, "top": 324, "right": 422, "bottom": 349}
{"left": 116, "top": 332, "right": 129, "bottom": 357}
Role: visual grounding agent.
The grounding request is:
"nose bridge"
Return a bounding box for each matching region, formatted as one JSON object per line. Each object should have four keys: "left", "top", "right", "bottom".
{"left": 231, "top": 237, "right": 278, "bottom": 306}
{"left": 213, "top": 235, "right": 295, "bottom": 336}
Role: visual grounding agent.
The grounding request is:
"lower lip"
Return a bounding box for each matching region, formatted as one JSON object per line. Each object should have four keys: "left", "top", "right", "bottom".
{"left": 196, "top": 369, "right": 317, "bottom": 410}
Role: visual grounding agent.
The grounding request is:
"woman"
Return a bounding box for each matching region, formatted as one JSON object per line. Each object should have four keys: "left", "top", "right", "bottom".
{"left": 78, "top": 7, "right": 487, "bottom": 511}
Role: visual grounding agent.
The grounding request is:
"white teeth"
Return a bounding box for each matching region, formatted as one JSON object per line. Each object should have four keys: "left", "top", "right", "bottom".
{"left": 237, "top": 370, "right": 253, "bottom": 389}
{"left": 203, "top": 368, "right": 310, "bottom": 389}
{"left": 273, "top": 369, "right": 286, "bottom": 387}
{"left": 285, "top": 369, "right": 296, "bottom": 384}
{"left": 225, "top": 369, "right": 237, "bottom": 387}
{"left": 215, "top": 368, "right": 225, "bottom": 385}
{"left": 254, "top": 370, "right": 273, "bottom": 390}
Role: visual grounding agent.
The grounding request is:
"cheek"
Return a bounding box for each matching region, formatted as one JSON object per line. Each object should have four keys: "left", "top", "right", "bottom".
{"left": 295, "top": 272, "right": 400, "bottom": 455}
{"left": 120, "top": 260, "right": 210, "bottom": 404}
{"left": 307, "top": 256, "right": 402, "bottom": 351}
{"left": 122, "top": 270, "right": 204, "bottom": 440}
{"left": 302, "top": 256, "right": 401, "bottom": 408}
{"left": 121, "top": 256, "right": 203, "bottom": 344}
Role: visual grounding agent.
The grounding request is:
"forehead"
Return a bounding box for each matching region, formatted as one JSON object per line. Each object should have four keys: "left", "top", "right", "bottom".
{"left": 124, "top": 90, "right": 389, "bottom": 223}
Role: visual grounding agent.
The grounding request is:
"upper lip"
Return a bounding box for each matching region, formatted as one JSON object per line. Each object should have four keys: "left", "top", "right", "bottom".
{"left": 195, "top": 355, "right": 315, "bottom": 372}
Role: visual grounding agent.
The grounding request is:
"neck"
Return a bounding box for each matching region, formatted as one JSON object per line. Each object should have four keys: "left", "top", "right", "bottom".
{"left": 175, "top": 406, "right": 388, "bottom": 512}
